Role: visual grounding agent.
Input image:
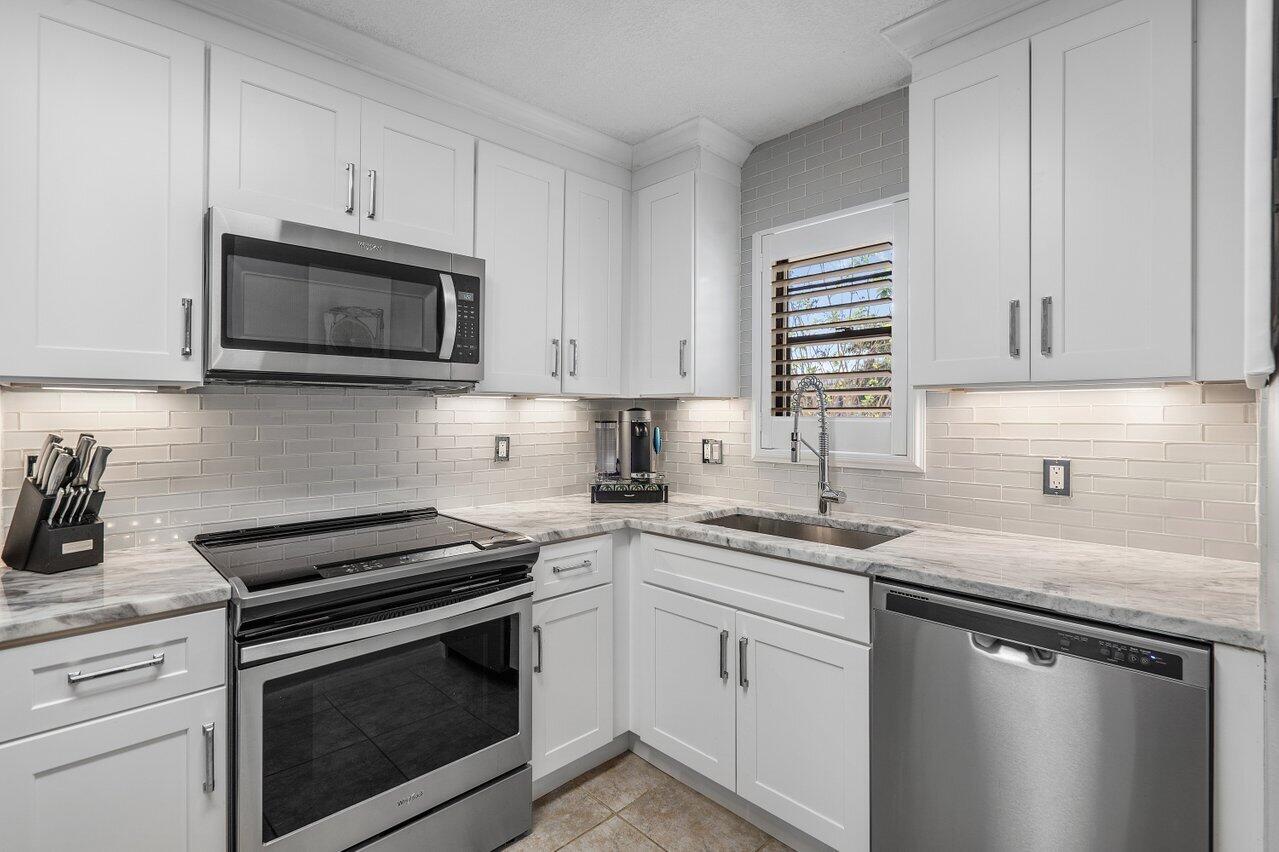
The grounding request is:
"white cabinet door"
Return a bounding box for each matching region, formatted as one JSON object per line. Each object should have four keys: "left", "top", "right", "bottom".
{"left": 632, "top": 172, "right": 696, "bottom": 396}
{"left": 475, "top": 142, "right": 565, "bottom": 394}
{"left": 0, "top": 688, "right": 227, "bottom": 852}
{"left": 360, "top": 101, "right": 475, "bottom": 254}
{"left": 1030, "top": 0, "right": 1192, "bottom": 381}
{"left": 562, "top": 173, "right": 627, "bottom": 396}
{"left": 908, "top": 40, "right": 1030, "bottom": 386}
{"left": 0, "top": 0, "right": 204, "bottom": 385}
{"left": 532, "top": 585, "right": 614, "bottom": 780}
{"left": 209, "top": 47, "right": 362, "bottom": 231}
{"left": 635, "top": 584, "right": 735, "bottom": 789}
{"left": 736, "top": 613, "right": 869, "bottom": 852}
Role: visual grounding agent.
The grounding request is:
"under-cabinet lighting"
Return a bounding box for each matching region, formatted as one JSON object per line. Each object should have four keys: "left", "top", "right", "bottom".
{"left": 41, "top": 385, "right": 158, "bottom": 393}
{"left": 534, "top": 397, "right": 580, "bottom": 402}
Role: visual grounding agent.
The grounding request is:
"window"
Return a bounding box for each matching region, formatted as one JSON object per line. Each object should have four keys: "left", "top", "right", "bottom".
{"left": 753, "top": 198, "right": 920, "bottom": 470}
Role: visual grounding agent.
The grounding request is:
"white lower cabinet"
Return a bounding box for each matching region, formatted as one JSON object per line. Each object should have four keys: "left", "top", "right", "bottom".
{"left": 736, "top": 612, "right": 869, "bottom": 851}
{"left": 532, "top": 583, "right": 614, "bottom": 780}
{"left": 0, "top": 687, "right": 227, "bottom": 851}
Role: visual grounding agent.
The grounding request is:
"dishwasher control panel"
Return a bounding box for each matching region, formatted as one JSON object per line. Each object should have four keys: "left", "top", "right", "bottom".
{"left": 1055, "top": 633, "right": 1183, "bottom": 680}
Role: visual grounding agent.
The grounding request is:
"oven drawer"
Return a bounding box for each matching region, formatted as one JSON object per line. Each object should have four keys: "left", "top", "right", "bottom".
{"left": 0, "top": 608, "right": 226, "bottom": 744}
{"left": 533, "top": 535, "right": 612, "bottom": 600}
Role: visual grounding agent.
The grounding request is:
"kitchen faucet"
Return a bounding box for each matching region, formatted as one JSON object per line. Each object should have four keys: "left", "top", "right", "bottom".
{"left": 790, "top": 376, "right": 847, "bottom": 515}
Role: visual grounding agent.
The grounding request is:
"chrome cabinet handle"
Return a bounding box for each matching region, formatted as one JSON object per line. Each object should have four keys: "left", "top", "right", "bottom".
{"left": 1040, "top": 296, "right": 1052, "bottom": 356}
{"left": 738, "top": 637, "right": 749, "bottom": 688}
{"left": 678, "top": 339, "right": 688, "bottom": 378}
{"left": 719, "top": 629, "right": 729, "bottom": 681}
{"left": 551, "top": 338, "right": 560, "bottom": 378}
{"left": 551, "top": 559, "right": 592, "bottom": 574}
{"left": 366, "top": 169, "right": 377, "bottom": 219}
{"left": 67, "top": 651, "right": 164, "bottom": 684}
{"left": 568, "top": 339, "right": 579, "bottom": 377}
{"left": 1008, "top": 299, "right": 1020, "bottom": 358}
{"left": 532, "top": 625, "right": 543, "bottom": 673}
{"left": 345, "top": 163, "right": 356, "bottom": 214}
{"left": 202, "top": 722, "right": 216, "bottom": 793}
{"left": 181, "top": 298, "right": 193, "bottom": 358}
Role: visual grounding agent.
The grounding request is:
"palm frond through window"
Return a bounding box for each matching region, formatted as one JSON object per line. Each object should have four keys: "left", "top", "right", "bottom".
{"left": 770, "top": 242, "right": 892, "bottom": 418}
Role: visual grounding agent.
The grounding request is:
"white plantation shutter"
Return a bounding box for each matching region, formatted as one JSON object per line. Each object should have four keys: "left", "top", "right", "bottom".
{"left": 769, "top": 242, "right": 893, "bottom": 418}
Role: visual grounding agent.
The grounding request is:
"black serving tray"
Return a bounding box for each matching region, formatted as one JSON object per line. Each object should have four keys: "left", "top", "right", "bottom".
{"left": 590, "top": 481, "right": 669, "bottom": 504}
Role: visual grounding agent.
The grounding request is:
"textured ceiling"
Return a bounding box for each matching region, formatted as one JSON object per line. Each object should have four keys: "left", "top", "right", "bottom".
{"left": 275, "top": 0, "right": 940, "bottom": 145}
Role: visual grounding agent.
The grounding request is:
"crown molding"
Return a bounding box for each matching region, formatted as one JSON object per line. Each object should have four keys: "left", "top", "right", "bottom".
{"left": 881, "top": 0, "right": 1046, "bottom": 60}
{"left": 632, "top": 117, "right": 753, "bottom": 171}
{"left": 182, "top": 0, "right": 635, "bottom": 169}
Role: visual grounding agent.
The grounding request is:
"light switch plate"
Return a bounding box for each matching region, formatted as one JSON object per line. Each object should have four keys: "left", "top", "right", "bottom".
{"left": 702, "top": 439, "right": 723, "bottom": 464}
{"left": 1043, "top": 458, "right": 1070, "bottom": 496}
{"left": 494, "top": 436, "right": 511, "bottom": 462}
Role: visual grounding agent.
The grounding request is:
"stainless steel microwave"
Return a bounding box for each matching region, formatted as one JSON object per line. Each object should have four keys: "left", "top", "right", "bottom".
{"left": 206, "top": 207, "right": 482, "bottom": 391}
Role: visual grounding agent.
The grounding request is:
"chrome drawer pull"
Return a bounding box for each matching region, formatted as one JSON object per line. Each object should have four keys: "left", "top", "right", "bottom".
{"left": 551, "top": 338, "right": 561, "bottom": 378}
{"left": 719, "top": 629, "right": 729, "bottom": 681}
{"left": 67, "top": 651, "right": 164, "bottom": 684}
{"left": 181, "top": 298, "right": 193, "bottom": 358}
{"left": 1008, "top": 299, "right": 1020, "bottom": 358}
{"left": 1040, "top": 296, "right": 1053, "bottom": 356}
{"left": 738, "top": 637, "right": 749, "bottom": 688}
{"left": 202, "top": 722, "right": 216, "bottom": 793}
{"left": 532, "top": 626, "right": 543, "bottom": 673}
{"left": 551, "top": 559, "right": 592, "bottom": 574}
{"left": 345, "top": 163, "right": 356, "bottom": 214}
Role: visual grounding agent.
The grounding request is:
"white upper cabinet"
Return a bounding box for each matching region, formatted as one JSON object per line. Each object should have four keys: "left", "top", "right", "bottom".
{"left": 563, "top": 173, "right": 627, "bottom": 396}
{"left": 1029, "top": 0, "right": 1192, "bottom": 382}
{"left": 909, "top": 41, "right": 1030, "bottom": 386}
{"left": 0, "top": 0, "right": 205, "bottom": 385}
{"left": 360, "top": 100, "right": 475, "bottom": 254}
{"left": 475, "top": 142, "right": 566, "bottom": 395}
{"left": 632, "top": 173, "right": 696, "bottom": 396}
{"left": 210, "top": 48, "right": 362, "bottom": 232}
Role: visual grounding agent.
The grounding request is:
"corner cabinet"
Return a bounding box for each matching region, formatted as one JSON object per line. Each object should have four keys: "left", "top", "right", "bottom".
{"left": 909, "top": 0, "right": 1193, "bottom": 386}
{"left": 0, "top": 0, "right": 205, "bottom": 386}
{"left": 631, "top": 170, "right": 740, "bottom": 397}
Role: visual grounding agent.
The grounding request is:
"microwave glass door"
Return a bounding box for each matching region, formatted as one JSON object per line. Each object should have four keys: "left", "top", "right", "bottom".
{"left": 254, "top": 612, "right": 522, "bottom": 844}
{"left": 223, "top": 235, "right": 444, "bottom": 362}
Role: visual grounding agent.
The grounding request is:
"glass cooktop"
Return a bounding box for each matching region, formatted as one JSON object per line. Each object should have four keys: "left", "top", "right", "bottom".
{"left": 192, "top": 508, "right": 529, "bottom": 592}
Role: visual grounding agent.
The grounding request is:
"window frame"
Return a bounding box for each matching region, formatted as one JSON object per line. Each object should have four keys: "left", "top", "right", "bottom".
{"left": 750, "top": 195, "right": 924, "bottom": 472}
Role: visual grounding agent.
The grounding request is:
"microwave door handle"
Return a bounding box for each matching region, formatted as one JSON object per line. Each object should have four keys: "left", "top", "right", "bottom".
{"left": 439, "top": 273, "right": 458, "bottom": 360}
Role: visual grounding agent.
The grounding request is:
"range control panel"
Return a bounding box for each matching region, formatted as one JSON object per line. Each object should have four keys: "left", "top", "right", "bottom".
{"left": 314, "top": 543, "right": 479, "bottom": 578}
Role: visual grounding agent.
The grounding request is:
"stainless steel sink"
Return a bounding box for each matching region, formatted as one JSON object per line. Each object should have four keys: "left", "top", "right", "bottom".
{"left": 696, "top": 514, "right": 907, "bottom": 550}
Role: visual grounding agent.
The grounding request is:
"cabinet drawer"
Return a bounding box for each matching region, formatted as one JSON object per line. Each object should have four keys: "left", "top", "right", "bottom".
{"left": 0, "top": 608, "right": 226, "bottom": 743}
{"left": 533, "top": 535, "right": 613, "bottom": 600}
{"left": 638, "top": 534, "right": 870, "bottom": 643}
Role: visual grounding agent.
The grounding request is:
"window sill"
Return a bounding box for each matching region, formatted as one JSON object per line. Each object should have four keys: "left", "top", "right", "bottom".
{"left": 751, "top": 448, "right": 925, "bottom": 474}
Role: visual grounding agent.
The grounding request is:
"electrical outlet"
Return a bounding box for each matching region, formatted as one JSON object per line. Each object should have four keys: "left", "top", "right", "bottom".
{"left": 494, "top": 436, "right": 511, "bottom": 462}
{"left": 702, "top": 439, "right": 723, "bottom": 464}
{"left": 1043, "top": 458, "right": 1070, "bottom": 496}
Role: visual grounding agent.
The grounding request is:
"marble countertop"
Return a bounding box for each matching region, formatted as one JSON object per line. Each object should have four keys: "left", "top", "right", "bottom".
{"left": 455, "top": 494, "right": 1264, "bottom": 650}
{"left": 0, "top": 541, "right": 230, "bottom": 647}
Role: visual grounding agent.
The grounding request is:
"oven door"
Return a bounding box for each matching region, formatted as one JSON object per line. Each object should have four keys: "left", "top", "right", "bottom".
{"left": 235, "top": 586, "right": 531, "bottom": 852}
{"left": 207, "top": 207, "right": 481, "bottom": 384}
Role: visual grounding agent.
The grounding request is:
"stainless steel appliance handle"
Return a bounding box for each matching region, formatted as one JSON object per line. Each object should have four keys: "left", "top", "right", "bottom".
{"left": 239, "top": 582, "right": 534, "bottom": 665}
{"left": 181, "top": 298, "right": 193, "bottom": 358}
{"left": 532, "top": 625, "right": 543, "bottom": 673}
{"left": 1008, "top": 299, "right": 1020, "bottom": 358}
{"left": 366, "top": 169, "right": 377, "bottom": 219}
{"left": 439, "top": 273, "right": 458, "bottom": 360}
{"left": 1040, "top": 296, "right": 1052, "bottom": 356}
{"left": 551, "top": 559, "right": 591, "bottom": 574}
{"left": 67, "top": 651, "right": 164, "bottom": 684}
{"left": 202, "top": 722, "right": 216, "bottom": 793}
{"left": 551, "top": 338, "right": 561, "bottom": 378}
{"left": 971, "top": 632, "right": 1057, "bottom": 667}
{"left": 719, "top": 629, "right": 729, "bottom": 681}
{"left": 679, "top": 339, "right": 688, "bottom": 378}
{"left": 738, "top": 636, "right": 749, "bottom": 688}
{"left": 569, "top": 338, "right": 578, "bottom": 377}
{"left": 345, "top": 163, "right": 356, "bottom": 214}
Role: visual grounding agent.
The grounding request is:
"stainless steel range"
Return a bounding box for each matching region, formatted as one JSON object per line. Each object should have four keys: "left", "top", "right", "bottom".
{"left": 193, "top": 508, "right": 539, "bottom": 852}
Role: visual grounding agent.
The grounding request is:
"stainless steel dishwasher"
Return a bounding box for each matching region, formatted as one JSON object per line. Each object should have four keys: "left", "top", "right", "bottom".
{"left": 871, "top": 581, "right": 1211, "bottom": 852}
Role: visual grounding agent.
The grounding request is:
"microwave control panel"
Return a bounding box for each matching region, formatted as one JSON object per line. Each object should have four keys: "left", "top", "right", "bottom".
{"left": 451, "top": 275, "right": 481, "bottom": 363}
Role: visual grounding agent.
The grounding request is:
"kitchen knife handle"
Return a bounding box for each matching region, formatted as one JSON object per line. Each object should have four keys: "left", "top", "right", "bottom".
{"left": 345, "top": 163, "right": 356, "bottom": 214}
{"left": 366, "top": 169, "right": 377, "bottom": 220}
{"left": 181, "top": 298, "right": 193, "bottom": 358}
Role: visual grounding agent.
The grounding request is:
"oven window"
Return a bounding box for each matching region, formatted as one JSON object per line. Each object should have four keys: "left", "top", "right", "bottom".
{"left": 258, "top": 613, "right": 520, "bottom": 842}
{"left": 223, "top": 234, "right": 441, "bottom": 361}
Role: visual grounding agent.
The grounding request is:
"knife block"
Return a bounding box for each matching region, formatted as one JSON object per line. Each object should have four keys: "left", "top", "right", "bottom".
{"left": 2, "top": 478, "right": 104, "bottom": 573}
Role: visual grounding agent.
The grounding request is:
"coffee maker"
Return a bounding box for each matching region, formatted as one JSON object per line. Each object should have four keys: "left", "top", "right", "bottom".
{"left": 590, "top": 407, "right": 668, "bottom": 503}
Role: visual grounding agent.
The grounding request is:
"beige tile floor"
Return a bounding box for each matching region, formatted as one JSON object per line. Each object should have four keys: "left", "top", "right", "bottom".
{"left": 505, "top": 752, "right": 791, "bottom": 852}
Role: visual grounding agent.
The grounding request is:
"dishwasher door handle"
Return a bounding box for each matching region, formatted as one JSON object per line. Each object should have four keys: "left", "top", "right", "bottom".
{"left": 971, "top": 632, "right": 1057, "bottom": 667}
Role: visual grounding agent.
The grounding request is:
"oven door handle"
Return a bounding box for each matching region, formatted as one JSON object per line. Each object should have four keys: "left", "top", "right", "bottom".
{"left": 439, "top": 273, "right": 458, "bottom": 360}
{"left": 238, "top": 581, "right": 532, "bottom": 666}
